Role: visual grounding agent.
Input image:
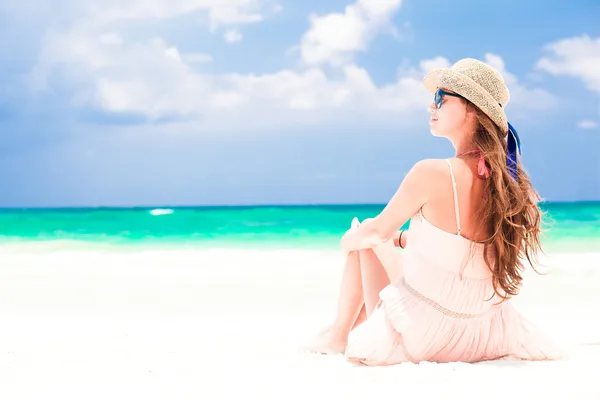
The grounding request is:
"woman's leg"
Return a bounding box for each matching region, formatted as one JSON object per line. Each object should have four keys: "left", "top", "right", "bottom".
{"left": 359, "top": 249, "right": 391, "bottom": 316}
{"left": 322, "top": 250, "right": 365, "bottom": 352}
{"left": 317, "top": 304, "right": 366, "bottom": 337}
{"left": 318, "top": 249, "right": 392, "bottom": 353}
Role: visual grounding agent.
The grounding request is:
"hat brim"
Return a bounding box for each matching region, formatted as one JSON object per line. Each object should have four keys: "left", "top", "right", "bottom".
{"left": 423, "top": 68, "right": 447, "bottom": 94}
{"left": 423, "top": 68, "right": 508, "bottom": 134}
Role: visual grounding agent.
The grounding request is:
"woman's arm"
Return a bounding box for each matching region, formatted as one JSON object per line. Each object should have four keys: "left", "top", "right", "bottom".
{"left": 340, "top": 159, "right": 441, "bottom": 253}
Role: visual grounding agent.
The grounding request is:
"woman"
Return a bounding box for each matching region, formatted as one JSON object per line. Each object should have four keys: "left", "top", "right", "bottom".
{"left": 304, "top": 58, "right": 563, "bottom": 365}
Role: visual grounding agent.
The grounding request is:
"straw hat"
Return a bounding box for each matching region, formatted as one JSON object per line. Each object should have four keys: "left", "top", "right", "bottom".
{"left": 423, "top": 58, "right": 510, "bottom": 134}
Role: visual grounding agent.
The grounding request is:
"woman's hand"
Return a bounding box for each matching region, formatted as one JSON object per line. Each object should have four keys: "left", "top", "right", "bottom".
{"left": 340, "top": 217, "right": 380, "bottom": 253}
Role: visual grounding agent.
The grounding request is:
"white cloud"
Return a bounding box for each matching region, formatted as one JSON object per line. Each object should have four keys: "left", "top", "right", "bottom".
{"left": 36, "top": 30, "right": 436, "bottom": 122}
{"left": 84, "top": 0, "right": 267, "bottom": 31}
{"left": 182, "top": 52, "right": 214, "bottom": 64}
{"left": 28, "top": 28, "right": 439, "bottom": 125}
{"left": 98, "top": 33, "right": 123, "bottom": 46}
{"left": 536, "top": 35, "right": 600, "bottom": 94}
{"left": 224, "top": 62, "right": 434, "bottom": 114}
{"left": 300, "top": 0, "right": 402, "bottom": 66}
{"left": 224, "top": 29, "right": 243, "bottom": 43}
{"left": 577, "top": 120, "right": 598, "bottom": 129}
{"left": 25, "top": 0, "right": 553, "bottom": 129}
{"left": 483, "top": 53, "right": 556, "bottom": 111}
{"left": 7, "top": 0, "right": 273, "bottom": 40}
{"left": 26, "top": 0, "right": 275, "bottom": 92}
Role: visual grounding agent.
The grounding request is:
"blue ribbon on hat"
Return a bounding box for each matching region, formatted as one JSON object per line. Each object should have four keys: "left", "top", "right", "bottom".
{"left": 499, "top": 100, "right": 521, "bottom": 181}
{"left": 506, "top": 122, "right": 521, "bottom": 181}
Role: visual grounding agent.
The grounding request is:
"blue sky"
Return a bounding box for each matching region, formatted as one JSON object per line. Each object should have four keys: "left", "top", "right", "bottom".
{"left": 1, "top": 0, "right": 599, "bottom": 207}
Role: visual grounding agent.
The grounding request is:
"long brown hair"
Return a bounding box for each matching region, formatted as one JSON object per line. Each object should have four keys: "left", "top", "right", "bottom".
{"left": 467, "top": 102, "right": 546, "bottom": 301}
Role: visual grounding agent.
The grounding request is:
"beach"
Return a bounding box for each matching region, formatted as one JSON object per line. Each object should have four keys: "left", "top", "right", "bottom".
{"left": 3, "top": 0, "right": 599, "bottom": 397}
{"left": 1, "top": 245, "right": 599, "bottom": 399}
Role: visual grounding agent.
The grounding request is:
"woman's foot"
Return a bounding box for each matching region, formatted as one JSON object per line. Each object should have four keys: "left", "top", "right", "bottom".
{"left": 301, "top": 329, "right": 348, "bottom": 355}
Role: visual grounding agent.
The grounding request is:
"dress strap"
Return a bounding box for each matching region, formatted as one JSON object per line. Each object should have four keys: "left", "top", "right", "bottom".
{"left": 445, "top": 159, "right": 462, "bottom": 235}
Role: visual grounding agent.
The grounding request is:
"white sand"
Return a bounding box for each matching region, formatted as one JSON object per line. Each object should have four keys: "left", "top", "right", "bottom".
{"left": 0, "top": 246, "right": 599, "bottom": 399}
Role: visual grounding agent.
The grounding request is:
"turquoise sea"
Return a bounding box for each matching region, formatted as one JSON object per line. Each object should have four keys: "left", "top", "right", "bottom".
{"left": 0, "top": 202, "right": 599, "bottom": 253}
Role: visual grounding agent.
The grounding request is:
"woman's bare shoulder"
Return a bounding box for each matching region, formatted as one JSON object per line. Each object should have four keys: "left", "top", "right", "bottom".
{"left": 402, "top": 158, "right": 451, "bottom": 197}
{"left": 408, "top": 158, "right": 449, "bottom": 180}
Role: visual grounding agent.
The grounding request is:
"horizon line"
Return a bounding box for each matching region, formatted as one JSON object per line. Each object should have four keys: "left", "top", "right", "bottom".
{"left": 0, "top": 199, "right": 599, "bottom": 210}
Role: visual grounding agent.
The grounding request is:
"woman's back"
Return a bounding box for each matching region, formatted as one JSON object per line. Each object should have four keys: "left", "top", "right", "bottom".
{"left": 402, "top": 158, "right": 496, "bottom": 296}
{"left": 419, "top": 157, "right": 491, "bottom": 244}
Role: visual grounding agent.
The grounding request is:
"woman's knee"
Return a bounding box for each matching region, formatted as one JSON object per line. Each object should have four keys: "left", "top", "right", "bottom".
{"left": 358, "top": 248, "right": 379, "bottom": 266}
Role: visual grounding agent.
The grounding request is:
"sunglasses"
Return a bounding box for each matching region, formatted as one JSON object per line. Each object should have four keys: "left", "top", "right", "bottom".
{"left": 434, "top": 88, "right": 464, "bottom": 109}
